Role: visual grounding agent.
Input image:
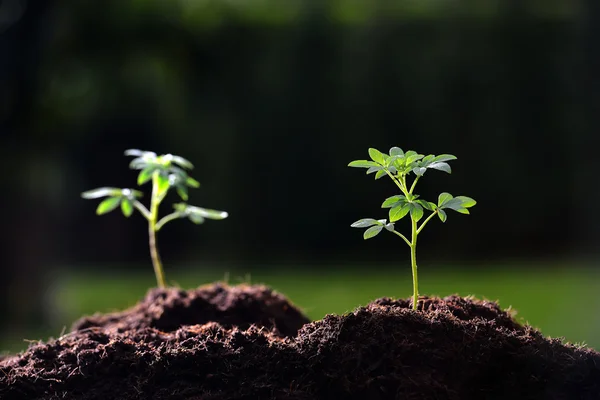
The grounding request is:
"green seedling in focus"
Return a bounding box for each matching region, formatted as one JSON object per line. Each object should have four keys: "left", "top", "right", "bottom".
{"left": 349, "top": 147, "right": 476, "bottom": 310}
{"left": 82, "top": 149, "right": 228, "bottom": 288}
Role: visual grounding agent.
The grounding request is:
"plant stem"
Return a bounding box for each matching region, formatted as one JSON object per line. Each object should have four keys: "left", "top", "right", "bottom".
{"left": 155, "top": 212, "right": 182, "bottom": 232}
{"left": 410, "top": 217, "right": 419, "bottom": 311}
{"left": 391, "top": 230, "right": 411, "bottom": 247}
{"left": 149, "top": 172, "right": 167, "bottom": 288}
{"left": 417, "top": 210, "right": 438, "bottom": 235}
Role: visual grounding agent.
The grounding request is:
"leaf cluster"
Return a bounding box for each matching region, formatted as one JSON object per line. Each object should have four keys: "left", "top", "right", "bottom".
{"left": 126, "top": 149, "right": 200, "bottom": 201}
{"left": 81, "top": 187, "right": 143, "bottom": 217}
{"left": 349, "top": 147, "right": 476, "bottom": 240}
{"left": 348, "top": 147, "right": 456, "bottom": 180}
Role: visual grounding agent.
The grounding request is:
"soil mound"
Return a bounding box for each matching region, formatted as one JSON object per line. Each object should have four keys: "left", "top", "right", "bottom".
{"left": 1, "top": 289, "right": 599, "bottom": 400}
{"left": 72, "top": 283, "right": 309, "bottom": 338}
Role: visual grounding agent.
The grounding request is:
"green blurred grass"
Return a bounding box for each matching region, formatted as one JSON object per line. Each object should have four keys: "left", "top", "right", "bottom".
{"left": 2, "top": 262, "right": 599, "bottom": 354}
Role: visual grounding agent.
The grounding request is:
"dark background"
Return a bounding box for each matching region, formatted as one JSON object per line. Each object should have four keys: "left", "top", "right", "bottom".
{"left": 1, "top": 0, "right": 599, "bottom": 349}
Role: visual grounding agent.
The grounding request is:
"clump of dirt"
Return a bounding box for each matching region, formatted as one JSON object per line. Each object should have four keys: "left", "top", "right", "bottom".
{"left": 72, "top": 283, "right": 310, "bottom": 338}
{"left": 1, "top": 288, "right": 599, "bottom": 400}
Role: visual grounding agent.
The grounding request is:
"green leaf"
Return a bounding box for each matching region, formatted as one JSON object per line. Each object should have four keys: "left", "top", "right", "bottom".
{"left": 177, "top": 186, "right": 189, "bottom": 201}
{"left": 438, "top": 192, "right": 453, "bottom": 207}
{"left": 121, "top": 188, "right": 144, "bottom": 199}
{"left": 412, "top": 167, "right": 427, "bottom": 176}
{"left": 428, "top": 162, "right": 451, "bottom": 174}
{"left": 455, "top": 208, "right": 470, "bottom": 214}
{"left": 416, "top": 200, "right": 436, "bottom": 211}
{"left": 389, "top": 203, "right": 410, "bottom": 222}
{"left": 381, "top": 195, "right": 406, "bottom": 208}
{"left": 137, "top": 167, "right": 156, "bottom": 186}
{"left": 156, "top": 173, "right": 170, "bottom": 196}
{"left": 124, "top": 149, "right": 156, "bottom": 158}
{"left": 171, "top": 155, "right": 194, "bottom": 170}
{"left": 121, "top": 199, "right": 134, "bottom": 217}
{"left": 96, "top": 197, "right": 121, "bottom": 215}
{"left": 188, "top": 213, "right": 205, "bottom": 224}
{"left": 438, "top": 209, "right": 447, "bottom": 222}
{"left": 384, "top": 223, "right": 395, "bottom": 232}
{"left": 81, "top": 187, "right": 123, "bottom": 199}
{"left": 389, "top": 147, "right": 404, "bottom": 157}
{"left": 351, "top": 218, "right": 380, "bottom": 228}
{"left": 421, "top": 154, "right": 435, "bottom": 166}
{"left": 368, "top": 148, "right": 385, "bottom": 164}
{"left": 363, "top": 225, "right": 383, "bottom": 239}
{"left": 455, "top": 196, "right": 477, "bottom": 208}
{"left": 433, "top": 154, "right": 457, "bottom": 163}
{"left": 410, "top": 203, "right": 424, "bottom": 222}
{"left": 366, "top": 166, "right": 383, "bottom": 174}
{"left": 186, "top": 176, "right": 200, "bottom": 188}
{"left": 406, "top": 154, "right": 424, "bottom": 165}
{"left": 374, "top": 169, "right": 387, "bottom": 180}
{"left": 348, "top": 160, "right": 380, "bottom": 168}
{"left": 441, "top": 197, "right": 471, "bottom": 211}
{"left": 176, "top": 204, "right": 228, "bottom": 220}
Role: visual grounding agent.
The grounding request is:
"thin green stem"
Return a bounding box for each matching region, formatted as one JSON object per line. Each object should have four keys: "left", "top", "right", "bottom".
{"left": 133, "top": 200, "right": 151, "bottom": 220}
{"left": 156, "top": 212, "right": 183, "bottom": 232}
{"left": 391, "top": 230, "right": 411, "bottom": 247}
{"left": 409, "top": 176, "right": 420, "bottom": 194}
{"left": 416, "top": 210, "right": 438, "bottom": 235}
{"left": 410, "top": 218, "right": 419, "bottom": 311}
{"left": 149, "top": 172, "right": 167, "bottom": 288}
{"left": 384, "top": 169, "right": 407, "bottom": 194}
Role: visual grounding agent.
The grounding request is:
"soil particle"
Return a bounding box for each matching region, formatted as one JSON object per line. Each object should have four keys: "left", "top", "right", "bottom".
{"left": 1, "top": 288, "right": 599, "bottom": 400}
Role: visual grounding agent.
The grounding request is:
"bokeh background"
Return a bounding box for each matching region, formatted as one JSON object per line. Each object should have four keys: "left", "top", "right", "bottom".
{"left": 1, "top": 0, "right": 600, "bottom": 353}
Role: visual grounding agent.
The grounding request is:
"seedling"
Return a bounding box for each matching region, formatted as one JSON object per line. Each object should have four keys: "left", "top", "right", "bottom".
{"left": 349, "top": 147, "right": 476, "bottom": 310}
{"left": 82, "top": 149, "right": 228, "bottom": 288}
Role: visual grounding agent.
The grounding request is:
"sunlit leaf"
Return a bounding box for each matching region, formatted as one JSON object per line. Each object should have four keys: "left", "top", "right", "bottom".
{"left": 186, "top": 176, "right": 200, "bottom": 188}
{"left": 428, "top": 162, "right": 451, "bottom": 174}
{"left": 177, "top": 186, "right": 189, "bottom": 201}
{"left": 455, "top": 196, "right": 477, "bottom": 208}
{"left": 156, "top": 173, "right": 170, "bottom": 196}
{"left": 366, "top": 166, "right": 383, "bottom": 174}
{"left": 363, "top": 225, "right": 383, "bottom": 239}
{"left": 438, "top": 192, "right": 453, "bottom": 207}
{"left": 348, "top": 160, "right": 380, "bottom": 168}
{"left": 121, "top": 199, "right": 134, "bottom": 217}
{"left": 96, "top": 197, "right": 121, "bottom": 215}
{"left": 438, "top": 209, "right": 447, "bottom": 222}
{"left": 389, "top": 203, "right": 410, "bottom": 222}
{"left": 175, "top": 203, "right": 228, "bottom": 220}
{"left": 374, "top": 169, "right": 387, "bottom": 180}
{"left": 368, "top": 148, "right": 385, "bottom": 164}
{"left": 171, "top": 155, "right": 194, "bottom": 170}
{"left": 410, "top": 203, "right": 424, "bottom": 222}
{"left": 188, "top": 213, "right": 205, "bottom": 224}
{"left": 137, "top": 167, "right": 156, "bottom": 186}
{"left": 416, "top": 200, "right": 436, "bottom": 211}
{"left": 351, "top": 218, "right": 381, "bottom": 228}
{"left": 433, "top": 154, "right": 457, "bottom": 163}
{"left": 382, "top": 195, "right": 406, "bottom": 208}
{"left": 81, "top": 187, "right": 123, "bottom": 199}
{"left": 406, "top": 154, "right": 424, "bottom": 165}
{"left": 412, "top": 167, "right": 427, "bottom": 176}
{"left": 389, "top": 147, "right": 404, "bottom": 157}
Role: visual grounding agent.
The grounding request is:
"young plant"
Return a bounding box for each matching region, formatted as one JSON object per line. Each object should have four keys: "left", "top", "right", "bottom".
{"left": 81, "top": 149, "right": 228, "bottom": 288}
{"left": 349, "top": 147, "right": 476, "bottom": 310}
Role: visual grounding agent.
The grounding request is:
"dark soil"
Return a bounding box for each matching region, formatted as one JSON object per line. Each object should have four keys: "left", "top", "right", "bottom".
{"left": 72, "top": 283, "right": 309, "bottom": 338}
{"left": 1, "top": 285, "right": 599, "bottom": 400}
